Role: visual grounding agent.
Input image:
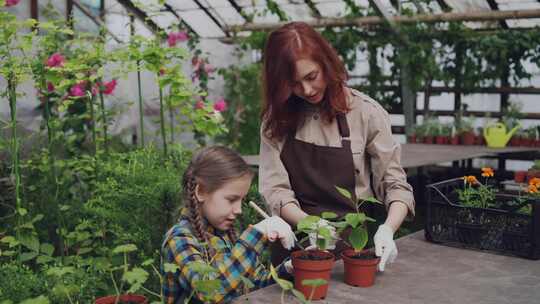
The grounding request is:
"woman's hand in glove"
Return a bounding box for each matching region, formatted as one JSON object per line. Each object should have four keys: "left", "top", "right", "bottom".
{"left": 374, "top": 224, "right": 397, "bottom": 271}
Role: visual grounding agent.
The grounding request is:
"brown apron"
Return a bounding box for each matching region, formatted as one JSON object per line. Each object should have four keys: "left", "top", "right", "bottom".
{"left": 271, "top": 113, "right": 357, "bottom": 265}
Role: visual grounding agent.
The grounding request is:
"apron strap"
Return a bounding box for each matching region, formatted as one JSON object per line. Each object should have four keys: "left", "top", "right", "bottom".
{"left": 336, "top": 113, "right": 350, "bottom": 138}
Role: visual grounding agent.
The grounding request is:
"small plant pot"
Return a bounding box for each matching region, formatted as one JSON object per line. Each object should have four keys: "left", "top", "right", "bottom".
{"left": 450, "top": 136, "right": 460, "bottom": 145}
{"left": 341, "top": 249, "right": 380, "bottom": 287}
{"left": 423, "top": 136, "right": 434, "bottom": 144}
{"left": 435, "top": 136, "right": 446, "bottom": 145}
{"left": 95, "top": 295, "right": 148, "bottom": 304}
{"left": 510, "top": 136, "right": 521, "bottom": 146}
{"left": 514, "top": 171, "right": 527, "bottom": 183}
{"left": 460, "top": 132, "right": 475, "bottom": 145}
{"left": 475, "top": 135, "right": 485, "bottom": 146}
{"left": 408, "top": 134, "right": 416, "bottom": 143}
{"left": 291, "top": 250, "right": 335, "bottom": 301}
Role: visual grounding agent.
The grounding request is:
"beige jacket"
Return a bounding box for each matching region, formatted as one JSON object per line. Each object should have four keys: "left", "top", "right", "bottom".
{"left": 259, "top": 88, "right": 415, "bottom": 218}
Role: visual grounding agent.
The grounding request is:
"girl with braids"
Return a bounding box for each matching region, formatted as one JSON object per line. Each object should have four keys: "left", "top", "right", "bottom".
{"left": 161, "top": 146, "right": 296, "bottom": 303}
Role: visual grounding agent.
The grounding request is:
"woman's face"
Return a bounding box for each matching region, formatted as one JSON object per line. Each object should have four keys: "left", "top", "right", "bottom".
{"left": 196, "top": 174, "right": 252, "bottom": 231}
{"left": 292, "top": 58, "right": 327, "bottom": 104}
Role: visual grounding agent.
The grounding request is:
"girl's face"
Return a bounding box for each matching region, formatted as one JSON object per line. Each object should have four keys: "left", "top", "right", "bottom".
{"left": 196, "top": 174, "right": 252, "bottom": 231}
{"left": 292, "top": 58, "right": 327, "bottom": 104}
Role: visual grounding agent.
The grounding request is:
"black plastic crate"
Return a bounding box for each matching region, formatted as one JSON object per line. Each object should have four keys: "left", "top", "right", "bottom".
{"left": 425, "top": 177, "right": 540, "bottom": 260}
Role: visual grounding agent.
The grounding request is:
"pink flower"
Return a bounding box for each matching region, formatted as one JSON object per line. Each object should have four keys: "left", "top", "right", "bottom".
{"left": 69, "top": 82, "right": 86, "bottom": 97}
{"left": 5, "top": 0, "right": 20, "bottom": 7}
{"left": 47, "top": 82, "right": 55, "bottom": 92}
{"left": 213, "top": 99, "right": 227, "bottom": 112}
{"left": 192, "top": 57, "right": 203, "bottom": 70}
{"left": 46, "top": 53, "right": 65, "bottom": 68}
{"left": 167, "top": 31, "right": 189, "bottom": 47}
{"left": 159, "top": 68, "right": 166, "bottom": 76}
{"left": 102, "top": 79, "right": 117, "bottom": 95}
{"left": 195, "top": 100, "right": 205, "bottom": 110}
{"left": 204, "top": 63, "right": 215, "bottom": 74}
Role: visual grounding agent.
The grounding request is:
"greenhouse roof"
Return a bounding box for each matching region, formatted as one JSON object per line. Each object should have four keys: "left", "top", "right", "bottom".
{"left": 85, "top": 0, "right": 540, "bottom": 40}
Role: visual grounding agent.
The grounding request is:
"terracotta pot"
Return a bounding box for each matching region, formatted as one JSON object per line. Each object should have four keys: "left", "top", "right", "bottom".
{"left": 435, "top": 136, "right": 446, "bottom": 145}
{"left": 423, "top": 136, "right": 434, "bottom": 144}
{"left": 521, "top": 138, "right": 532, "bottom": 147}
{"left": 341, "top": 249, "right": 380, "bottom": 287}
{"left": 408, "top": 134, "right": 416, "bottom": 143}
{"left": 450, "top": 136, "right": 460, "bottom": 145}
{"left": 95, "top": 295, "right": 148, "bottom": 304}
{"left": 514, "top": 171, "right": 527, "bottom": 183}
{"left": 460, "top": 132, "right": 475, "bottom": 145}
{"left": 291, "top": 250, "right": 335, "bottom": 300}
{"left": 510, "top": 136, "right": 521, "bottom": 146}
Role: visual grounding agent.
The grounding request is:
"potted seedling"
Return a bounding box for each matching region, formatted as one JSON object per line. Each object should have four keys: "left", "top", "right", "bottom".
{"left": 335, "top": 186, "right": 381, "bottom": 287}
{"left": 292, "top": 212, "right": 339, "bottom": 300}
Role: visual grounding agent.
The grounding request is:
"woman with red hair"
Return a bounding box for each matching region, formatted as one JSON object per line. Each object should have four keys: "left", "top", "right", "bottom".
{"left": 259, "top": 22, "right": 415, "bottom": 272}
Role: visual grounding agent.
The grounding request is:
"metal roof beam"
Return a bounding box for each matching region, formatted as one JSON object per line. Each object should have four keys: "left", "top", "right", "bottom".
{"left": 304, "top": 0, "right": 322, "bottom": 18}
{"left": 486, "top": 0, "right": 509, "bottom": 29}
{"left": 227, "top": 0, "right": 249, "bottom": 21}
{"left": 163, "top": 2, "right": 199, "bottom": 36}
{"left": 116, "top": 0, "right": 164, "bottom": 36}
{"left": 192, "top": 0, "right": 229, "bottom": 37}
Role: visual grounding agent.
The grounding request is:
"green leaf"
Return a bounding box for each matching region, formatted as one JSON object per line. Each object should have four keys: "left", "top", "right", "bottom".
{"left": 321, "top": 212, "right": 337, "bottom": 219}
{"left": 240, "top": 276, "right": 255, "bottom": 289}
{"left": 19, "top": 295, "right": 50, "bottom": 304}
{"left": 363, "top": 196, "right": 382, "bottom": 204}
{"left": 335, "top": 186, "right": 352, "bottom": 200}
{"left": 193, "top": 279, "right": 220, "bottom": 294}
{"left": 40, "top": 243, "right": 55, "bottom": 256}
{"left": 349, "top": 226, "right": 368, "bottom": 252}
{"left": 301, "top": 278, "right": 327, "bottom": 287}
{"left": 189, "top": 261, "right": 218, "bottom": 275}
{"left": 112, "top": 244, "right": 137, "bottom": 254}
{"left": 20, "top": 251, "right": 39, "bottom": 262}
{"left": 142, "top": 258, "right": 154, "bottom": 266}
{"left": 19, "top": 234, "right": 40, "bottom": 252}
{"left": 46, "top": 266, "right": 75, "bottom": 277}
{"left": 36, "top": 255, "right": 55, "bottom": 264}
{"left": 18, "top": 208, "right": 28, "bottom": 216}
{"left": 345, "top": 213, "right": 367, "bottom": 228}
{"left": 123, "top": 267, "right": 149, "bottom": 290}
{"left": 163, "top": 262, "right": 180, "bottom": 273}
{"left": 291, "top": 289, "right": 307, "bottom": 303}
{"left": 297, "top": 216, "right": 319, "bottom": 231}
{"left": 77, "top": 247, "right": 93, "bottom": 255}
{"left": 269, "top": 264, "right": 292, "bottom": 290}
{"left": 1, "top": 236, "right": 19, "bottom": 247}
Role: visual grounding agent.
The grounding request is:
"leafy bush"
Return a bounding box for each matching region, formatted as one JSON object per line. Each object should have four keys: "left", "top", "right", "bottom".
{"left": 84, "top": 147, "right": 188, "bottom": 255}
{"left": 0, "top": 263, "right": 47, "bottom": 302}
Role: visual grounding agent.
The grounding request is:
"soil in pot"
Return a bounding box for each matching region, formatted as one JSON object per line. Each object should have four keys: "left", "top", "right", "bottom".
{"left": 341, "top": 249, "right": 380, "bottom": 287}
{"left": 291, "top": 250, "right": 335, "bottom": 301}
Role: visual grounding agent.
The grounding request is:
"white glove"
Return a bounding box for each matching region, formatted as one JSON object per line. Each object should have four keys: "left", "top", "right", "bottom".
{"left": 253, "top": 216, "right": 296, "bottom": 250}
{"left": 374, "top": 224, "right": 398, "bottom": 272}
{"left": 308, "top": 219, "right": 337, "bottom": 250}
{"left": 284, "top": 259, "right": 293, "bottom": 274}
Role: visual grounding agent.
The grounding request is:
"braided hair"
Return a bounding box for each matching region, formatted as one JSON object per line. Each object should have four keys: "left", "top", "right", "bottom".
{"left": 182, "top": 146, "right": 252, "bottom": 257}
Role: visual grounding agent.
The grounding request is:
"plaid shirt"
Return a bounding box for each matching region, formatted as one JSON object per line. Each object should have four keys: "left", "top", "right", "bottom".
{"left": 161, "top": 208, "right": 285, "bottom": 303}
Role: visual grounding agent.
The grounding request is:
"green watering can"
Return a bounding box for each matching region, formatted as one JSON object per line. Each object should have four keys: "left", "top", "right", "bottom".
{"left": 483, "top": 122, "right": 520, "bottom": 148}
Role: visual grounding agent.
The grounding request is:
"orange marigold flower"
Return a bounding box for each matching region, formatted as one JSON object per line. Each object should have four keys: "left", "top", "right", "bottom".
{"left": 528, "top": 184, "right": 539, "bottom": 194}
{"left": 463, "top": 175, "right": 478, "bottom": 185}
{"left": 529, "top": 177, "right": 540, "bottom": 188}
{"left": 481, "top": 167, "right": 494, "bottom": 177}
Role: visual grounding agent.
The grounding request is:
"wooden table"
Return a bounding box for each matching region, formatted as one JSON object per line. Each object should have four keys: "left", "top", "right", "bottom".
{"left": 233, "top": 231, "right": 540, "bottom": 304}
{"left": 243, "top": 144, "right": 539, "bottom": 169}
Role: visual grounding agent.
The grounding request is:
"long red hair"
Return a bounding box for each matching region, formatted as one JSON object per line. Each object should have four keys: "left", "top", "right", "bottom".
{"left": 261, "top": 22, "right": 349, "bottom": 141}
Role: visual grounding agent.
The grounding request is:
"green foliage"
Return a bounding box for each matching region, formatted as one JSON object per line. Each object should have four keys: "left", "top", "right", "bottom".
{"left": 0, "top": 262, "right": 47, "bottom": 302}
{"left": 296, "top": 214, "right": 338, "bottom": 251}
{"left": 218, "top": 63, "right": 263, "bottom": 154}
{"left": 84, "top": 147, "right": 187, "bottom": 253}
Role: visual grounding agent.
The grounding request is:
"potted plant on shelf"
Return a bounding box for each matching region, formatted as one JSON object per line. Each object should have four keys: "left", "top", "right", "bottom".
{"left": 457, "top": 116, "right": 476, "bottom": 145}
{"left": 335, "top": 186, "right": 381, "bottom": 287}
{"left": 292, "top": 212, "right": 339, "bottom": 300}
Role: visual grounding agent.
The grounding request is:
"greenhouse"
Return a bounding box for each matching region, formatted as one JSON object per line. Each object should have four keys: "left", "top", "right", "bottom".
{"left": 1, "top": 1, "right": 540, "bottom": 303}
